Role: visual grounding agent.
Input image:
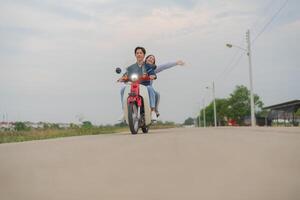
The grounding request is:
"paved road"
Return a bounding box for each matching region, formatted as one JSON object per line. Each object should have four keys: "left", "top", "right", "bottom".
{"left": 0, "top": 127, "right": 300, "bottom": 200}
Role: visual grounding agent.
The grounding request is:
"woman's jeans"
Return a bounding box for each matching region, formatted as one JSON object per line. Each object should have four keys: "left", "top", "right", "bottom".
{"left": 154, "top": 91, "right": 160, "bottom": 112}
{"left": 120, "top": 85, "right": 156, "bottom": 109}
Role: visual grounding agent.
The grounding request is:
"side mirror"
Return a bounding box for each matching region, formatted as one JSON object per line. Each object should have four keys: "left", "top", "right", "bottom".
{"left": 115, "top": 67, "right": 122, "bottom": 74}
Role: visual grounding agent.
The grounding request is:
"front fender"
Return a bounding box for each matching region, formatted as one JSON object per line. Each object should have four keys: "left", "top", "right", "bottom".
{"left": 122, "top": 84, "right": 151, "bottom": 126}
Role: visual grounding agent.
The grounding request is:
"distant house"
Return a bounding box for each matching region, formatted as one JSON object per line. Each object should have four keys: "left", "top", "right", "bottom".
{"left": 183, "top": 125, "right": 195, "bottom": 128}
{"left": 57, "top": 123, "right": 71, "bottom": 129}
{"left": 23, "top": 122, "right": 44, "bottom": 129}
{"left": 0, "top": 122, "right": 15, "bottom": 131}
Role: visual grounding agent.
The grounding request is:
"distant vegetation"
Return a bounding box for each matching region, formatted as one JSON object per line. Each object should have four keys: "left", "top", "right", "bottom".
{"left": 14, "top": 122, "right": 30, "bottom": 131}
{"left": 183, "top": 117, "right": 194, "bottom": 126}
{"left": 197, "top": 85, "right": 264, "bottom": 126}
{"left": 0, "top": 120, "right": 178, "bottom": 144}
{"left": 184, "top": 85, "right": 264, "bottom": 126}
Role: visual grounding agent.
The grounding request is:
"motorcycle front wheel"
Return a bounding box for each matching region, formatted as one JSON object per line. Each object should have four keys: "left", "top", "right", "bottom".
{"left": 128, "top": 103, "right": 139, "bottom": 134}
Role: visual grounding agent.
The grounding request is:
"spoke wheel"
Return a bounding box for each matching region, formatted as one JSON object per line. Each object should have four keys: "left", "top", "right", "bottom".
{"left": 128, "top": 103, "right": 139, "bottom": 134}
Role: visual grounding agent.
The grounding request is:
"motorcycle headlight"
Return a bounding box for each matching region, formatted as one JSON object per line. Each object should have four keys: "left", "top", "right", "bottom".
{"left": 130, "top": 74, "right": 139, "bottom": 82}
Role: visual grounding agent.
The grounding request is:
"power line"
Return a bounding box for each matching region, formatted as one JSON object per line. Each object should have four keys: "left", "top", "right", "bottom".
{"left": 215, "top": 0, "right": 278, "bottom": 83}
{"left": 215, "top": 49, "right": 240, "bottom": 82}
{"left": 205, "top": 0, "right": 289, "bottom": 110}
{"left": 215, "top": 37, "right": 245, "bottom": 83}
{"left": 222, "top": 52, "right": 245, "bottom": 81}
{"left": 252, "top": 0, "right": 289, "bottom": 43}
{"left": 250, "top": 0, "right": 278, "bottom": 34}
{"left": 216, "top": 0, "right": 289, "bottom": 83}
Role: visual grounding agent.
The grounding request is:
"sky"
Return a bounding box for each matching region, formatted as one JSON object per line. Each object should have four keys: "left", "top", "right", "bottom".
{"left": 0, "top": 0, "right": 299, "bottom": 125}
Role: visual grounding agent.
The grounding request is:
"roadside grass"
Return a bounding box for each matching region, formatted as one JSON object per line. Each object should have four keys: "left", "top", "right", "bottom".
{"left": 0, "top": 127, "right": 127, "bottom": 144}
{"left": 0, "top": 124, "right": 178, "bottom": 144}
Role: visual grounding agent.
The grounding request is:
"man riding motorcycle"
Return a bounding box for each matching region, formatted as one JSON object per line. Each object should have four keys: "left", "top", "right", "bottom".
{"left": 118, "top": 47, "right": 158, "bottom": 120}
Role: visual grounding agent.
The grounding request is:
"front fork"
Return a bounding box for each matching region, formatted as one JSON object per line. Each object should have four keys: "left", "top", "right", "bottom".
{"left": 128, "top": 82, "right": 142, "bottom": 120}
{"left": 137, "top": 106, "right": 141, "bottom": 119}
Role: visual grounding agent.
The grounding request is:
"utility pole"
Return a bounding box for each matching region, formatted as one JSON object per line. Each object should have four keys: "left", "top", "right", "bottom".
{"left": 213, "top": 81, "right": 217, "bottom": 127}
{"left": 206, "top": 82, "right": 217, "bottom": 127}
{"left": 246, "top": 30, "right": 256, "bottom": 127}
{"left": 203, "top": 98, "right": 206, "bottom": 128}
{"left": 226, "top": 30, "right": 256, "bottom": 127}
{"left": 198, "top": 108, "right": 201, "bottom": 127}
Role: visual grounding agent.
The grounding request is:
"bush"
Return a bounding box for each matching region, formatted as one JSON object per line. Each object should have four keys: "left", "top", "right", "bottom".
{"left": 82, "top": 121, "right": 93, "bottom": 129}
{"left": 14, "top": 122, "right": 30, "bottom": 131}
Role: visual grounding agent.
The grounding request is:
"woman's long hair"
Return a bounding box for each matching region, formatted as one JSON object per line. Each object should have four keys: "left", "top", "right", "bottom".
{"left": 145, "top": 55, "right": 157, "bottom": 69}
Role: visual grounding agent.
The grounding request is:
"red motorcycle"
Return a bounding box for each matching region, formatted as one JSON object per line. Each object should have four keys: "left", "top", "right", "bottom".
{"left": 117, "top": 68, "right": 153, "bottom": 134}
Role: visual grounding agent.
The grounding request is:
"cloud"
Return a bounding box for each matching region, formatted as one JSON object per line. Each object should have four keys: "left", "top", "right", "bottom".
{"left": 0, "top": 0, "right": 299, "bottom": 124}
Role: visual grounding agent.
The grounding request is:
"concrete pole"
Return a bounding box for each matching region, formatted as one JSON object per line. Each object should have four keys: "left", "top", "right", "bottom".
{"left": 198, "top": 109, "right": 201, "bottom": 127}
{"left": 213, "top": 81, "right": 217, "bottom": 127}
{"left": 203, "top": 98, "right": 206, "bottom": 128}
{"left": 246, "top": 30, "right": 256, "bottom": 127}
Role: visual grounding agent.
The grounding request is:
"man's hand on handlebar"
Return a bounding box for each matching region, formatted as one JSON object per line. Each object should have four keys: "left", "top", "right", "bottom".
{"left": 117, "top": 75, "right": 128, "bottom": 82}
{"left": 118, "top": 74, "right": 156, "bottom": 82}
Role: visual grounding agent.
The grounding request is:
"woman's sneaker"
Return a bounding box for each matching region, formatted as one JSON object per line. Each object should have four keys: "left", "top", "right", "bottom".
{"left": 151, "top": 111, "right": 158, "bottom": 121}
{"left": 155, "top": 111, "right": 160, "bottom": 118}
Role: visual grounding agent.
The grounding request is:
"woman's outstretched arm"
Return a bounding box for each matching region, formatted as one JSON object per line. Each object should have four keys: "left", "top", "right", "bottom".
{"left": 155, "top": 60, "right": 184, "bottom": 73}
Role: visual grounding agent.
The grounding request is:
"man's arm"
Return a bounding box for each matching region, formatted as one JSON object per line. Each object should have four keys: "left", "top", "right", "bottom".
{"left": 117, "top": 65, "right": 131, "bottom": 82}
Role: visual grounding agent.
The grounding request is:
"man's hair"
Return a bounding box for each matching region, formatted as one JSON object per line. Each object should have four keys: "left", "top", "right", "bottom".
{"left": 134, "top": 46, "right": 146, "bottom": 55}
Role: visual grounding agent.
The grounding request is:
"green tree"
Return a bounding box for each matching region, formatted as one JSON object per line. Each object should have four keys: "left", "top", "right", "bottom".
{"left": 43, "top": 123, "right": 50, "bottom": 129}
{"left": 14, "top": 122, "right": 29, "bottom": 131}
{"left": 50, "top": 123, "right": 59, "bottom": 129}
{"left": 70, "top": 123, "right": 79, "bottom": 129}
{"left": 228, "top": 85, "right": 263, "bottom": 125}
{"left": 196, "top": 86, "right": 264, "bottom": 126}
{"left": 197, "top": 98, "right": 229, "bottom": 126}
{"left": 215, "top": 98, "right": 230, "bottom": 125}
{"left": 183, "top": 117, "right": 194, "bottom": 125}
{"left": 202, "top": 102, "right": 215, "bottom": 126}
{"left": 82, "top": 121, "right": 93, "bottom": 129}
{"left": 295, "top": 108, "right": 300, "bottom": 117}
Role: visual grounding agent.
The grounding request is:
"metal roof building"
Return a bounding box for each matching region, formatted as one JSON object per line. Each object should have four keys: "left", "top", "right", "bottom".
{"left": 264, "top": 100, "right": 300, "bottom": 126}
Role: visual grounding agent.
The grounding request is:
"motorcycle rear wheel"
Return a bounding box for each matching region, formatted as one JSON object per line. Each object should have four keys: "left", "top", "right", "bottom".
{"left": 141, "top": 126, "right": 149, "bottom": 133}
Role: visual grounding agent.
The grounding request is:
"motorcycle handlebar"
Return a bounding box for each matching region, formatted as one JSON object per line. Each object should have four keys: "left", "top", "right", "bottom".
{"left": 117, "top": 74, "right": 154, "bottom": 82}
{"left": 140, "top": 75, "right": 152, "bottom": 81}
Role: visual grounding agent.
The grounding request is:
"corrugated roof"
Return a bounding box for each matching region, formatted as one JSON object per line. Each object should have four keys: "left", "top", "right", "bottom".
{"left": 263, "top": 100, "right": 300, "bottom": 110}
